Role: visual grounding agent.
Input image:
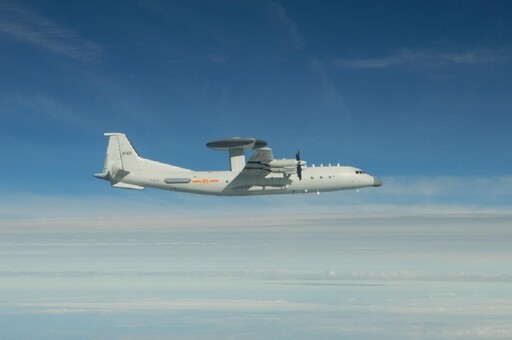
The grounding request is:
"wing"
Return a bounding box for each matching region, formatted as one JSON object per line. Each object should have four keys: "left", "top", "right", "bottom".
{"left": 242, "top": 147, "right": 274, "bottom": 175}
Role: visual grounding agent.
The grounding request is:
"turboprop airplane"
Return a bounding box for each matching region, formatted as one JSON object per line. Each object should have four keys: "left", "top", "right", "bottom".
{"left": 95, "top": 133, "right": 382, "bottom": 196}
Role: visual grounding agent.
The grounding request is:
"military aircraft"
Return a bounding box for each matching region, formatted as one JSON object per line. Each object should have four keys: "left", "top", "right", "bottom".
{"left": 95, "top": 133, "right": 382, "bottom": 196}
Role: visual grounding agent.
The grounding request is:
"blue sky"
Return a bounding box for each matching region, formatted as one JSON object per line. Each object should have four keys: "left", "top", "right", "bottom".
{"left": 1, "top": 2, "right": 512, "bottom": 338}
{"left": 0, "top": 0, "right": 511, "bottom": 205}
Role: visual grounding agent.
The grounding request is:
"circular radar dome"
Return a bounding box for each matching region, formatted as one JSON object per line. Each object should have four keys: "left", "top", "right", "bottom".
{"left": 206, "top": 137, "right": 267, "bottom": 151}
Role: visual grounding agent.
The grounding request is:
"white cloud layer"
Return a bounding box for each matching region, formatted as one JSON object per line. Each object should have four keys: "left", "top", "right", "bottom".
{"left": 13, "top": 296, "right": 512, "bottom": 316}
{"left": 1, "top": 191, "right": 510, "bottom": 339}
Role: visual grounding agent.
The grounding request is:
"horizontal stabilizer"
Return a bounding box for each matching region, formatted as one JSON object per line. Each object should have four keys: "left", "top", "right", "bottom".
{"left": 111, "top": 182, "right": 145, "bottom": 190}
{"left": 94, "top": 171, "right": 109, "bottom": 179}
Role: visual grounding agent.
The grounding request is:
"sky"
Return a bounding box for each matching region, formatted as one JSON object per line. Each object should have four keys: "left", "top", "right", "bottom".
{"left": 1, "top": 0, "right": 512, "bottom": 338}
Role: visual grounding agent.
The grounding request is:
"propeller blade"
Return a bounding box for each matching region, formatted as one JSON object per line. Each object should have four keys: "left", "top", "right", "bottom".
{"left": 296, "top": 150, "right": 302, "bottom": 180}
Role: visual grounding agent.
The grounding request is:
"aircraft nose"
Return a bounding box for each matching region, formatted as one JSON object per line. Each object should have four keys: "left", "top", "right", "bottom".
{"left": 373, "top": 177, "right": 383, "bottom": 187}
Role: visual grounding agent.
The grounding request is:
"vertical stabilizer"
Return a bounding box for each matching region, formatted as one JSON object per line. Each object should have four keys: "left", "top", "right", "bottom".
{"left": 95, "top": 133, "right": 141, "bottom": 180}
{"left": 110, "top": 132, "right": 141, "bottom": 171}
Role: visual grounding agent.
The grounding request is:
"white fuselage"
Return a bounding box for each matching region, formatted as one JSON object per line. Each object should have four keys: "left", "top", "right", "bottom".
{"left": 119, "top": 162, "right": 378, "bottom": 196}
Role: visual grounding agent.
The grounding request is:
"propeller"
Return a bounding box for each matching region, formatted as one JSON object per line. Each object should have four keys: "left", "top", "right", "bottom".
{"left": 296, "top": 151, "right": 302, "bottom": 180}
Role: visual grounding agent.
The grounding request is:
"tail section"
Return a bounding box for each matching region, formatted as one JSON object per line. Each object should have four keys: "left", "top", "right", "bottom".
{"left": 95, "top": 133, "right": 144, "bottom": 190}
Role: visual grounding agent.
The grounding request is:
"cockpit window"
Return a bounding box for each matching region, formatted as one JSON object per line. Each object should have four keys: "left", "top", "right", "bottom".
{"left": 355, "top": 170, "right": 366, "bottom": 174}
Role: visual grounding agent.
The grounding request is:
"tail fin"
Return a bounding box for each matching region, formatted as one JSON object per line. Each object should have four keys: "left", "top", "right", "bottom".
{"left": 94, "top": 132, "right": 142, "bottom": 181}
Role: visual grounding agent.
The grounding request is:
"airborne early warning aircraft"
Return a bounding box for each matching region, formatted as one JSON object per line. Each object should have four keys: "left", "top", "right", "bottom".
{"left": 95, "top": 133, "right": 382, "bottom": 196}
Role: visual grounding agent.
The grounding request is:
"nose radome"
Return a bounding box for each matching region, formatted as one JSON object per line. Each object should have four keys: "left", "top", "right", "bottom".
{"left": 373, "top": 177, "right": 383, "bottom": 187}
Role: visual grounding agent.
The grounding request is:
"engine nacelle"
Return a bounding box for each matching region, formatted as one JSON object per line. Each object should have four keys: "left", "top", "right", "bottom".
{"left": 268, "top": 159, "right": 298, "bottom": 168}
{"left": 266, "top": 166, "right": 297, "bottom": 174}
{"left": 262, "top": 158, "right": 306, "bottom": 175}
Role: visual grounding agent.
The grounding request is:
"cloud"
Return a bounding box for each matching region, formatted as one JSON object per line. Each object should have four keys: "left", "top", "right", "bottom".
{"left": 11, "top": 296, "right": 512, "bottom": 322}
{"left": 2, "top": 190, "right": 511, "bottom": 339}
{"left": 1, "top": 92, "right": 85, "bottom": 126}
{"left": 266, "top": 2, "right": 304, "bottom": 51}
{"left": 309, "top": 59, "right": 344, "bottom": 111}
{"left": 443, "top": 326, "right": 512, "bottom": 338}
{"left": 13, "top": 299, "right": 333, "bottom": 314}
{"left": 333, "top": 48, "right": 510, "bottom": 70}
{"left": 0, "top": 3, "right": 103, "bottom": 62}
